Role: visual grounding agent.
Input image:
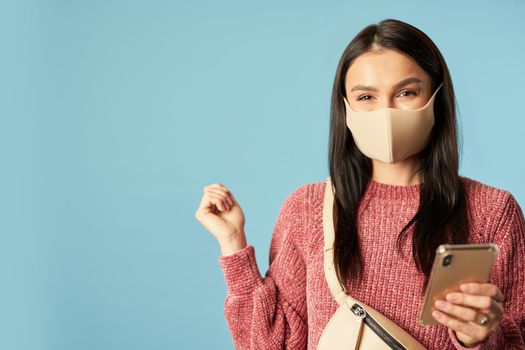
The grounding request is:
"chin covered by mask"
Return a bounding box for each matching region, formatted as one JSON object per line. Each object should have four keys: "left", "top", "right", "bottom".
{"left": 343, "top": 83, "right": 443, "bottom": 164}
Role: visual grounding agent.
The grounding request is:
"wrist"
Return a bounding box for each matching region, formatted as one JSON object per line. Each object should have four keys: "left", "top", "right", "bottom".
{"left": 218, "top": 232, "right": 247, "bottom": 256}
{"left": 458, "top": 335, "right": 481, "bottom": 348}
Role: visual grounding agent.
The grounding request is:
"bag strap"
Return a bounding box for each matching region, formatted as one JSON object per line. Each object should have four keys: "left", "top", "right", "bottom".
{"left": 323, "top": 176, "right": 350, "bottom": 305}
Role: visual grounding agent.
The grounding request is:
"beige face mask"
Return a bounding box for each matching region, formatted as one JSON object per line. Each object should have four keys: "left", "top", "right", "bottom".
{"left": 343, "top": 83, "right": 443, "bottom": 164}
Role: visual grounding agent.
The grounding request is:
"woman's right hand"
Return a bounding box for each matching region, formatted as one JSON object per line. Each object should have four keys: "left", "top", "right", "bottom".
{"left": 195, "top": 182, "right": 247, "bottom": 256}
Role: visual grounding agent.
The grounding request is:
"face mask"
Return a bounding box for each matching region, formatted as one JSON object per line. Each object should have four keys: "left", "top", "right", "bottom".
{"left": 343, "top": 83, "right": 443, "bottom": 164}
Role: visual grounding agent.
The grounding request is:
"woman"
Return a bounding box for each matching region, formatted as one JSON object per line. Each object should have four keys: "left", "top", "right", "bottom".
{"left": 195, "top": 19, "right": 525, "bottom": 349}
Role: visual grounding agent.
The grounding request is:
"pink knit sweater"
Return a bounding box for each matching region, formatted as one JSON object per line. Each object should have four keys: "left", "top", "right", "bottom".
{"left": 218, "top": 176, "right": 525, "bottom": 349}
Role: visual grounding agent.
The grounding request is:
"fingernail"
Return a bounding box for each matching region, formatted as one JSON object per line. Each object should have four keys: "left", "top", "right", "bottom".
{"left": 432, "top": 311, "right": 442, "bottom": 320}
{"left": 460, "top": 284, "right": 470, "bottom": 292}
{"left": 446, "top": 293, "right": 460, "bottom": 302}
{"left": 435, "top": 300, "right": 447, "bottom": 309}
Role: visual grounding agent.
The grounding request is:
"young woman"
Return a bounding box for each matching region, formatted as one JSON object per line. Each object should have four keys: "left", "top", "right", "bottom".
{"left": 195, "top": 19, "right": 525, "bottom": 349}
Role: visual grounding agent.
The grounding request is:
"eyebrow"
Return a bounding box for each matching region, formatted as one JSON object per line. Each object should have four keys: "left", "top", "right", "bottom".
{"left": 350, "top": 77, "right": 423, "bottom": 92}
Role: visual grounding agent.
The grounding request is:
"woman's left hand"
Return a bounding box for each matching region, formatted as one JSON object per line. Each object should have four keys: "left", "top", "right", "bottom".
{"left": 432, "top": 282, "right": 504, "bottom": 348}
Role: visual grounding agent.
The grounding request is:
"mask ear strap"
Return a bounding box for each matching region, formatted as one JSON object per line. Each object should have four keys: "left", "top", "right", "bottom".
{"left": 434, "top": 82, "right": 444, "bottom": 96}
{"left": 421, "top": 82, "right": 444, "bottom": 109}
{"left": 342, "top": 96, "right": 353, "bottom": 112}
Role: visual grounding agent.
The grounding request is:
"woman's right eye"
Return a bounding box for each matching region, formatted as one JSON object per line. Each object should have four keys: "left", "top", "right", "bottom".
{"left": 357, "top": 95, "right": 373, "bottom": 101}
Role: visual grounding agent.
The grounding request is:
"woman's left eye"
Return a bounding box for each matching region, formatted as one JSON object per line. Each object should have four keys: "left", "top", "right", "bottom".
{"left": 398, "top": 90, "right": 417, "bottom": 97}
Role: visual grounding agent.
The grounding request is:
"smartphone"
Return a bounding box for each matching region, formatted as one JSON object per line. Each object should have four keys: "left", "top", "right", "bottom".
{"left": 418, "top": 243, "right": 499, "bottom": 326}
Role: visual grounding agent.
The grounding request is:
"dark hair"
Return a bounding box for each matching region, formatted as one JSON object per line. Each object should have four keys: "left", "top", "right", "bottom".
{"left": 328, "top": 18, "right": 469, "bottom": 294}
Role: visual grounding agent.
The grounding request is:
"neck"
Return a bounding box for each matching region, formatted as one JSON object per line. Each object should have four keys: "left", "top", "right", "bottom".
{"left": 371, "top": 154, "right": 423, "bottom": 186}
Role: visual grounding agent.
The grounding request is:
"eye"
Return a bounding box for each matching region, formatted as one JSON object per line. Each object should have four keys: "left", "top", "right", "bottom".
{"left": 398, "top": 89, "right": 418, "bottom": 97}
{"left": 357, "top": 95, "right": 374, "bottom": 101}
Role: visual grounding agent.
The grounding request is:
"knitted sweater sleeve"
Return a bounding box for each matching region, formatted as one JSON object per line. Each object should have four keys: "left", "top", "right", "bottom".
{"left": 449, "top": 192, "right": 525, "bottom": 349}
{"left": 218, "top": 187, "right": 308, "bottom": 349}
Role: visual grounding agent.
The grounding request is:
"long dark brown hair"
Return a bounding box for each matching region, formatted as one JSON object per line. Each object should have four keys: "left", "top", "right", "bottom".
{"left": 329, "top": 18, "right": 469, "bottom": 294}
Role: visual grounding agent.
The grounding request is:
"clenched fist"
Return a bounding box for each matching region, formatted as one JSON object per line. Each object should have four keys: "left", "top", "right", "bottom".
{"left": 195, "top": 182, "right": 247, "bottom": 256}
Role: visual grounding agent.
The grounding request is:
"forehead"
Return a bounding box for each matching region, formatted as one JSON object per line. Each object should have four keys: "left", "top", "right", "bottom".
{"left": 345, "top": 48, "right": 429, "bottom": 89}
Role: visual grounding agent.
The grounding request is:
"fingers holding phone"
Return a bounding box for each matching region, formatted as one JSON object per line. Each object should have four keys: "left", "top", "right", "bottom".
{"left": 431, "top": 281, "right": 504, "bottom": 347}
{"left": 418, "top": 243, "right": 501, "bottom": 347}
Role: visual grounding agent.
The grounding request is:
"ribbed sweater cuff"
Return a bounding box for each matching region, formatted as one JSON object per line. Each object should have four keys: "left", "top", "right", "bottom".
{"left": 218, "top": 244, "right": 263, "bottom": 296}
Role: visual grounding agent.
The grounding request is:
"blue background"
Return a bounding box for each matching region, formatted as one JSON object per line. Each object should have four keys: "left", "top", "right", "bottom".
{"left": 1, "top": 0, "right": 523, "bottom": 349}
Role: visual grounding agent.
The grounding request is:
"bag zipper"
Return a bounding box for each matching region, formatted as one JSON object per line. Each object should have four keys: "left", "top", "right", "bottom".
{"left": 351, "top": 304, "right": 407, "bottom": 350}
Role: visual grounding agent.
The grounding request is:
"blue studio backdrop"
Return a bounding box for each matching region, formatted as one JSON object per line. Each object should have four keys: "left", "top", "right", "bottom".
{"left": 1, "top": 0, "right": 524, "bottom": 349}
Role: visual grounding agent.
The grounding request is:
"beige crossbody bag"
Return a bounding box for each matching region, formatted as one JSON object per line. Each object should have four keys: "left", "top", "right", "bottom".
{"left": 317, "top": 176, "right": 427, "bottom": 350}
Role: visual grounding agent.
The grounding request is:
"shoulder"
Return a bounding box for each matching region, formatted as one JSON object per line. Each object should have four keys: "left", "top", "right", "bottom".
{"left": 460, "top": 175, "right": 523, "bottom": 240}
{"left": 460, "top": 175, "right": 513, "bottom": 204}
{"left": 460, "top": 175, "right": 516, "bottom": 210}
{"left": 280, "top": 178, "right": 328, "bottom": 209}
{"left": 268, "top": 179, "right": 327, "bottom": 259}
